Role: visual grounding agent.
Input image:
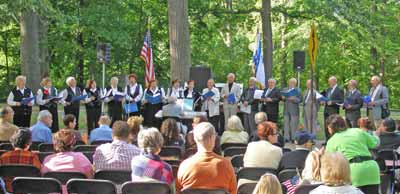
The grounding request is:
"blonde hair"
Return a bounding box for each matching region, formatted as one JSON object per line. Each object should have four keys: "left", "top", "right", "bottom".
{"left": 252, "top": 173, "right": 282, "bottom": 194}
{"left": 226, "top": 115, "right": 245, "bottom": 132}
{"left": 320, "top": 152, "right": 351, "bottom": 186}
{"left": 127, "top": 116, "right": 143, "bottom": 135}
{"left": 301, "top": 151, "right": 322, "bottom": 182}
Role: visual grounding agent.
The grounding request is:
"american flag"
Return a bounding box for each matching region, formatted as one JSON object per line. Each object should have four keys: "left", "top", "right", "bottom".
{"left": 140, "top": 28, "right": 155, "bottom": 86}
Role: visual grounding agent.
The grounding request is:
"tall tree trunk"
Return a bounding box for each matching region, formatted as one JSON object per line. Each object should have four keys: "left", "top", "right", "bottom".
{"left": 3, "top": 30, "right": 10, "bottom": 87}
{"left": 20, "top": 9, "right": 41, "bottom": 92}
{"left": 76, "top": 0, "right": 84, "bottom": 88}
{"left": 261, "top": 0, "right": 273, "bottom": 84}
{"left": 280, "top": 6, "right": 287, "bottom": 88}
{"left": 168, "top": 0, "right": 191, "bottom": 82}
{"left": 39, "top": 17, "right": 49, "bottom": 78}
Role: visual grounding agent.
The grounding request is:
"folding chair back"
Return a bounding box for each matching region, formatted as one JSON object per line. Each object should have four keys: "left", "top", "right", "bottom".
{"left": 0, "top": 164, "right": 41, "bottom": 177}
{"left": 39, "top": 143, "right": 54, "bottom": 152}
{"left": 43, "top": 171, "right": 87, "bottom": 184}
{"left": 278, "top": 168, "right": 299, "bottom": 182}
{"left": 237, "top": 183, "right": 257, "bottom": 194}
{"left": 74, "top": 145, "right": 97, "bottom": 152}
{"left": 91, "top": 140, "right": 112, "bottom": 145}
{"left": 95, "top": 170, "right": 132, "bottom": 185}
{"left": 223, "top": 147, "right": 246, "bottom": 157}
{"left": 0, "top": 143, "right": 13, "bottom": 151}
{"left": 160, "top": 146, "right": 182, "bottom": 160}
{"left": 121, "top": 182, "right": 170, "bottom": 194}
{"left": 67, "top": 178, "right": 117, "bottom": 194}
{"left": 221, "top": 143, "right": 247, "bottom": 151}
{"left": 237, "top": 167, "right": 277, "bottom": 181}
{"left": 12, "top": 177, "right": 62, "bottom": 194}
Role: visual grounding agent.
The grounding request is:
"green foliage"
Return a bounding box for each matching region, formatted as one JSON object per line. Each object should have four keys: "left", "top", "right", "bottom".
{"left": 0, "top": 0, "right": 399, "bottom": 108}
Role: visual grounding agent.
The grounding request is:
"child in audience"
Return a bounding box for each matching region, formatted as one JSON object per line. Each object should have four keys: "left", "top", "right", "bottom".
{"left": 252, "top": 173, "right": 282, "bottom": 194}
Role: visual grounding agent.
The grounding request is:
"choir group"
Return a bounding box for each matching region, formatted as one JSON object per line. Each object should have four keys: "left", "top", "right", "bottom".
{"left": 6, "top": 73, "right": 389, "bottom": 141}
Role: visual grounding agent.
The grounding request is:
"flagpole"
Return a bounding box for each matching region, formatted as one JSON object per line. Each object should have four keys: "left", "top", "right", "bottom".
{"left": 309, "top": 23, "right": 318, "bottom": 134}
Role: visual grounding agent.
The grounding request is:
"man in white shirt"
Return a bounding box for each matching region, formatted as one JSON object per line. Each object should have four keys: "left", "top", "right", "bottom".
{"left": 7, "top": 75, "right": 34, "bottom": 128}
{"left": 221, "top": 73, "right": 241, "bottom": 129}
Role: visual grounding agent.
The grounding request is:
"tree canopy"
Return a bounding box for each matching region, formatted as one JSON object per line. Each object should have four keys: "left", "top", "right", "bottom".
{"left": 0, "top": 0, "right": 399, "bottom": 107}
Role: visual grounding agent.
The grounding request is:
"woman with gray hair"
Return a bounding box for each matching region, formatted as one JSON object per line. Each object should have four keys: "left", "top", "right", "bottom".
{"left": 104, "top": 77, "right": 124, "bottom": 124}
{"left": 131, "top": 128, "right": 174, "bottom": 186}
{"left": 220, "top": 115, "right": 249, "bottom": 145}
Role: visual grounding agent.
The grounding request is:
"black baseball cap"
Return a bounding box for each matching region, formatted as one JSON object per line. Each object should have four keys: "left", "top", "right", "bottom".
{"left": 295, "top": 130, "right": 316, "bottom": 145}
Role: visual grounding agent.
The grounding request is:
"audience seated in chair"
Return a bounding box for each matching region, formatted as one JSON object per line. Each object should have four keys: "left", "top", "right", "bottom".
{"left": 89, "top": 115, "right": 113, "bottom": 143}
{"left": 0, "top": 129, "right": 41, "bottom": 192}
{"left": 0, "top": 106, "right": 19, "bottom": 142}
{"left": 177, "top": 122, "right": 237, "bottom": 194}
{"left": 160, "top": 118, "right": 185, "bottom": 147}
{"left": 162, "top": 96, "right": 183, "bottom": 118}
{"left": 282, "top": 151, "right": 323, "bottom": 194}
{"left": 249, "top": 112, "right": 285, "bottom": 147}
{"left": 278, "top": 130, "right": 315, "bottom": 171}
{"left": 185, "top": 116, "right": 221, "bottom": 158}
{"left": 243, "top": 121, "right": 282, "bottom": 169}
{"left": 30, "top": 110, "right": 53, "bottom": 144}
{"left": 41, "top": 129, "right": 93, "bottom": 178}
{"left": 252, "top": 173, "right": 282, "bottom": 194}
{"left": 310, "top": 152, "right": 364, "bottom": 194}
{"left": 62, "top": 114, "right": 82, "bottom": 142}
{"left": 220, "top": 115, "right": 249, "bottom": 145}
{"left": 131, "top": 128, "right": 174, "bottom": 186}
{"left": 127, "top": 116, "right": 144, "bottom": 145}
{"left": 376, "top": 118, "right": 400, "bottom": 150}
{"left": 93, "top": 121, "right": 140, "bottom": 171}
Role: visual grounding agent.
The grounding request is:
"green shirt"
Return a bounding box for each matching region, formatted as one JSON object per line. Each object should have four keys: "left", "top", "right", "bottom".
{"left": 326, "top": 128, "right": 380, "bottom": 187}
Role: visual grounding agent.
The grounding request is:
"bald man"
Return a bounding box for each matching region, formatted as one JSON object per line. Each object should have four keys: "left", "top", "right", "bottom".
{"left": 282, "top": 78, "right": 302, "bottom": 142}
{"left": 322, "top": 76, "right": 344, "bottom": 140}
{"left": 343, "top": 80, "right": 363, "bottom": 128}
{"left": 367, "top": 76, "right": 389, "bottom": 129}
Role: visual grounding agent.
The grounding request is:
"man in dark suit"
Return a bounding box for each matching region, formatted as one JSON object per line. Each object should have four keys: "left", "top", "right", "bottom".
{"left": 261, "top": 78, "right": 281, "bottom": 123}
{"left": 322, "top": 76, "right": 344, "bottom": 140}
{"left": 278, "top": 130, "right": 315, "bottom": 171}
{"left": 343, "top": 80, "right": 363, "bottom": 128}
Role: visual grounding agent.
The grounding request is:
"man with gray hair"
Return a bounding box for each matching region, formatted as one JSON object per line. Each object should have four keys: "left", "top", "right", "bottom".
{"left": 261, "top": 78, "right": 281, "bottom": 123}
{"left": 240, "top": 77, "right": 259, "bottom": 134}
{"left": 61, "top": 76, "right": 82, "bottom": 129}
{"left": 344, "top": 80, "right": 363, "bottom": 127}
{"left": 368, "top": 75, "right": 389, "bottom": 129}
{"left": 30, "top": 110, "right": 53, "bottom": 143}
{"left": 282, "top": 78, "right": 302, "bottom": 142}
{"left": 162, "top": 96, "right": 183, "bottom": 118}
{"left": 221, "top": 73, "right": 242, "bottom": 128}
{"left": 177, "top": 122, "right": 237, "bottom": 194}
{"left": 322, "top": 76, "right": 344, "bottom": 140}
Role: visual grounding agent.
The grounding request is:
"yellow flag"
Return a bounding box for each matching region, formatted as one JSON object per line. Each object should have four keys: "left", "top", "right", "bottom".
{"left": 308, "top": 23, "right": 318, "bottom": 69}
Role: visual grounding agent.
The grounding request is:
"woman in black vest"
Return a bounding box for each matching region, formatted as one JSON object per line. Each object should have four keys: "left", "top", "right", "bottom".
{"left": 7, "top": 75, "right": 34, "bottom": 128}
{"left": 83, "top": 79, "right": 102, "bottom": 134}
{"left": 104, "top": 77, "right": 123, "bottom": 125}
{"left": 167, "top": 79, "right": 183, "bottom": 99}
{"left": 142, "top": 79, "right": 165, "bottom": 128}
{"left": 183, "top": 80, "right": 201, "bottom": 111}
{"left": 124, "top": 74, "right": 143, "bottom": 117}
{"left": 62, "top": 76, "right": 82, "bottom": 130}
{"left": 36, "top": 77, "right": 60, "bottom": 132}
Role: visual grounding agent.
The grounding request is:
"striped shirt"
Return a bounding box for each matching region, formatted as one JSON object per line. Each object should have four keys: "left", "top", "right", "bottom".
{"left": 93, "top": 139, "right": 140, "bottom": 171}
{"left": 131, "top": 153, "right": 174, "bottom": 185}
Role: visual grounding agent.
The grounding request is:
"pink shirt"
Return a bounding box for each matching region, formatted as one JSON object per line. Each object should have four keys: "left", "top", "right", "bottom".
{"left": 41, "top": 151, "right": 93, "bottom": 178}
